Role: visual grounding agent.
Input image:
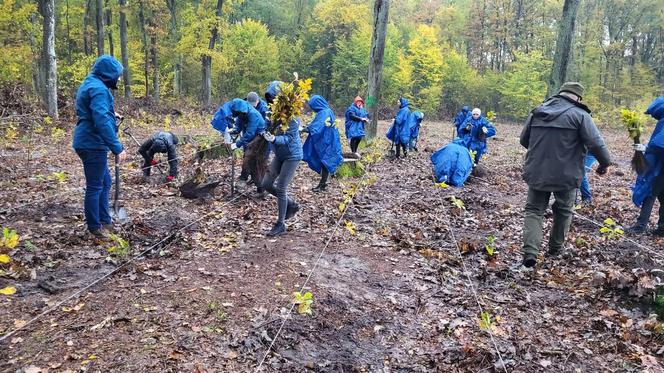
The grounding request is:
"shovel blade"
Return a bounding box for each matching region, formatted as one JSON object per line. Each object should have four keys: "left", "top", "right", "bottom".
{"left": 111, "top": 207, "right": 128, "bottom": 223}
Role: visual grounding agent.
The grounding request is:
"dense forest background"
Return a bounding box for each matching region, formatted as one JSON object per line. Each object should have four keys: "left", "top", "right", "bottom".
{"left": 2, "top": 0, "right": 663, "bottom": 122}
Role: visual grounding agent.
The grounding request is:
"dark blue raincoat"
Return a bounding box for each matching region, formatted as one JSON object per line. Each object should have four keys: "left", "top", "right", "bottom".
{"left": 211, "top": 101, "right": 235, "bottom": 134}
{"left": 302, "top": 95, "right": 343, "bottom": 174}
{"left": 454, "top": 115, "right": 496, "bottom": 164}
{"left": 344, "top": 99, "right": 368, "bottom": 139}
{"left": 453, "top": 106, "right": 470, "bottom": 129}
{"left": 632, "top": 97, "right": 664, "bottom": 206}
{"left": 410, "top": 112, "right": 424, "bottom": 140}
{"left": 431, "top": 143, "right": 474, "bottom": 186}
{"left": 72, "top": 55, "right": 124, "bottom": 154}
{"left": 386, "top": 98, "right": 411, "bottom": 145}
{"left": 230, "top": 98, "right": 266, "bottom": 148}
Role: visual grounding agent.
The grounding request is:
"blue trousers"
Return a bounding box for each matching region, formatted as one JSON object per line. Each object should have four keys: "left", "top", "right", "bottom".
{"left": 77, "top": 150, "right": 112, "bottom": 231}
{"left": 579, "top": 155, "right": 597, "bottom": 201}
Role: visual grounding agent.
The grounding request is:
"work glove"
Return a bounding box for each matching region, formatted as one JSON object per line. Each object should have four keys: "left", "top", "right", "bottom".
{"left": 262, "top": 132, "right": 276, "bottom": 143}
{"left": 481, "top": 126, "right": 488, "bottom": 134}
{"left": 223, "top": 129, "right": 232, "bottom": 144}
{"left": 633, "top": 143, "right": 646, "bottom": 152}
{"left": 166, "top": 175, "right": 174, "bottom": 182}
{"left": 150, "top": 159, "right": 158, "bottom": 166}
{"left": 596, "top": 164, "right": 609, "bottom": 175}
{"left": 229, "top": 128, "right": 240, "bottom": 136}
{"left": 114, "top": 112, "right": 124, "bottom": 122}
{"left": 231, "top": 143, "right": 238, "bottom": 151}
{"left": 465, "top": 124, "right": 472, "bottom": 132}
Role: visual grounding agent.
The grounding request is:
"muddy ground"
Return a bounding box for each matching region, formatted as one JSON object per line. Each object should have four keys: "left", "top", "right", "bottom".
{"left": 1, "top": 112, "right": 663, "bottom": 372}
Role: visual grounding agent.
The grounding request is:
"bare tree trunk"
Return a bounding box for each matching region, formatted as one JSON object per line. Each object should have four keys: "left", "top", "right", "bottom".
{"left": 202, "top": 0, "right": 223, "bottom": 105}
{"left": 29, "top": 14, "right": 44, "bottom": 100}
{"left": 139, "top": 0, "right": 149, "bottom": 97}
{"left": 96, "top": 0, "right": 105, "bottom": 55}
{"left": 151, "top": 33, "right": 160, "bottom": 102}
{"left": 106, "top": 0, "right": 114, "bottom": 56}
{"left": 366, "top": 0, "right": 389, "bottom": 140}
{"left": 66, "top": 0, "right": 72, "bottom": 63}
{"left": 39, "top": 0, "right": 59, "bottom": 120}
{"left": 167, "top": 0, "right": 182, "bottom": 96}
{"left": 547, "top": 0, "right": 580, "bottom": 97}
{"left": 118, "top": 0, "right": 131, "bottom": 97}
{"left": 83, "top": 0, "right": 93, "bottom": 55}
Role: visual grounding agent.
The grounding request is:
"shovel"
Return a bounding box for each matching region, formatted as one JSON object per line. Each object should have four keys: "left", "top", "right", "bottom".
{"left": 111, "top": 153, "right": 128, "bottom": 223}
{"left": 122, "top": 127, "right": 165, "bottom": 175}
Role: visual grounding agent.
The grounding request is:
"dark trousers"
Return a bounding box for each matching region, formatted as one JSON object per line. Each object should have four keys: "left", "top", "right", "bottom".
{"left": 261, "top": 158, "right": 299, "bottom": 224}
{"left": 320, "top": 166, "right": 330, "bottom": 186}
{"left": 350, "top": 138, "right": 362, "bottom": 153}
{"left": 77, "top": 150, "right": 112, "bottom": 232}
{"left": 522, "top": 188, "right": 576, "bottom": 255}
{"left": 395, "top": 143, "right": 407, "bottom": 158}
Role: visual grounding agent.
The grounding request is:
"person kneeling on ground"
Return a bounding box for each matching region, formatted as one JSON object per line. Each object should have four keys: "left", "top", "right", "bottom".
{"left": 344, "top": 96, "right": 369, "bottom": 155}
{"left": 519, "top": 82, "right": 611, "bottom": 268}
{"left": 260, "top": 118, "right": 303, "bottom": 237}
{"left": 303, "top": 95, "right": 343, "bottom": 192}
{"left": 625, "top": 96, "right": 664, "bottom": 236}
{"left": 138, "top": 131, "right": 179, "bottom": 182}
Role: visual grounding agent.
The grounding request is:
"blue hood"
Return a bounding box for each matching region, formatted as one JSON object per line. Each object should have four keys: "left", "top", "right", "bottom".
{"left": 399, "top": 97, "right": 409, "bottom": 109}
{"left": 91, "top": 55, "right": 123, "bottom": 88}
{"left": 308, "top": 95, "right": 330, "bottom": 113}
{"left": 230, "top": 98, "right": 251, "bottom": 115}
{"left": 646, "top": 97, "right": 664, "bottom": 120}
{"left": 413, "top": 112, "right": 424, "bottom": 122}
{"left": 462, "top": 106, "right": 469, "bottom": 113}
{"left": 265, "top": 81, "right": 283, "bottom": 103}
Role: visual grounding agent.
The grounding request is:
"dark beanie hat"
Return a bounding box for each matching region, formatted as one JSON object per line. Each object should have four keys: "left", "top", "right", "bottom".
{"left": 558, "top": 82, "right": 585, "bottom": 98}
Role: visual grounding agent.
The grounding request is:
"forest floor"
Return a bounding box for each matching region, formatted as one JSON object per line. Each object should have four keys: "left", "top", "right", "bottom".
{"left": 1, "top": 112, "right": 664, "bottom": 372}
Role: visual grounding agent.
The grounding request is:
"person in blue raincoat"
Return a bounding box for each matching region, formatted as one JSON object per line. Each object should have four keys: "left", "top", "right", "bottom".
{"left": 302, "top": 95, "right": 343, "bottom": 192}
{"left": 386, "top": 97, "right": 411, "bottom": 158}
{"left": 409, "top": 112, "right": 424, "bottom": 151}
{"left": 453, "top": 106, "right": 471, "bottom": 136}
{"left": 626, "top": 96, "right": 664, "bottom": 236}
{"left": 230, "top": 98, "right": 266, "bottom": 195}
{"left": 431, "top": 142, "right": 474, "bottom": 187}
{"left": 247, "top": 91, "right": 269, "bottom": 122}
{"left": 454, "top": 108, "right": 496, "bottom": 165}
{"left": 210, "top": 100, "right": 234, "bottom": 144}
{"left": 264, "top": 80, "right": 283, "bottom": 104}
{"left": 344, "top": 96, "right": 369, "bottom": 155}
{"left": 260, "top": 117, "right": 303, "bottom": 237}
{"left": 72, "top": 55, "right": 126, "bottom": 239}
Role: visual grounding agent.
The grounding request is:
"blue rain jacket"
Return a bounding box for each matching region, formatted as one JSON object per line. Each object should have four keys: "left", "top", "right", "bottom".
{"left": 386, "top": 98, "right": 411, "bottom": 145}
{"left": 632, "top": 97, "right": 664, "bottom": 206}
{"left": 72, "top": 55, "right": 124, "bottom": 154}
{"left": 273, "top": 119, "right": 303, "bottom": 162}
{"left": 453, "top": 106, "right": 470, "bottom": 129}
{"left": 344, "top": 101, "right": 368, "bottom": 140}
{"left": 431, "top": 143, "right": 474, "bottom": 186}
{"left": 302, "top": 95, "right": 343, "bottom": 174}
{"left": 454, "top": 115, "right": 496, "bottom": 161}
{"left": 231, "top": 98, "right": 266, "bottom": 148}
{"left": 211, "top": 101, "right": 235, "bottom": 133}
{"left": 256, "top": 99, "right": 269, "bottom": 122}
{"left": 410, "top": 112, "right": 424, "bottom": 140}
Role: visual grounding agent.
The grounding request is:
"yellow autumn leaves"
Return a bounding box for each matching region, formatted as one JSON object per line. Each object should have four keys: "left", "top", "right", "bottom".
{"left": 268, "top": 74, "right": 313, "bottom": 133}
{"left": 1, "top": 227, "right": 19, "bottom": 296}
